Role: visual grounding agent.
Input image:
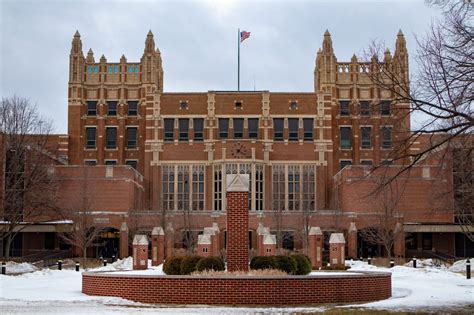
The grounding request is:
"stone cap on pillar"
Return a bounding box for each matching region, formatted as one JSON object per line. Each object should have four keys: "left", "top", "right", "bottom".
{"left": 197, "top": 234, "right": 212, "bottom": 245}
{"left": 203, "top": 227, "right": 216, "bottom": 236}
{"left": 151, "top": 227, "right": 165, "bottom": 236}
{"left": 349, "top": 222, "right": 357, "bottom": 233}
{"left": 226, "top": 174, "right": 249, "bottom": 192}
{"left": 120, "top": 222, "right": 128, "bottom": 232}
{"left": 329, "top": 233, "right": 346, "bottom": 244}
{"left": 257, "top": 223, "right": 269, "bottom": 235}
{"left": 308, "top": 226, "right": 323, "bottom": 235}
{"left": 263, "top": 234, "right": 277, "bottom": 245}
{"left": 211, "top": 222, "right": 220, "bottom": 233}
{"left": 133, "top": 234, "right": 149, "bottom": 245}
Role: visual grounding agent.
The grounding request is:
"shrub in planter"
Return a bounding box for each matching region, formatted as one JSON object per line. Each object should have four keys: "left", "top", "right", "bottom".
{"left": 250, "top": 256, "right": 277, "bottom": 270}
{"left": 291, "top": 254, "right": 312, "bottom": 275}
{"left": 274, "top": 255, "right": 297, "bottom": 275}
{"left": 180, "top": 255, "right": 201, "bottom": 275}
{"left": 163, "top": 256, "right": 184, "bottom": 275}
{"left": 196, "top": 256, "right": 225, "bottom": 272}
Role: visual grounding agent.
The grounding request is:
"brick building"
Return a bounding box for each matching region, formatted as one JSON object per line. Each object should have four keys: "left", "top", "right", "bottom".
{"left": 1, "top": 30, "right": 472, "bottom": 260}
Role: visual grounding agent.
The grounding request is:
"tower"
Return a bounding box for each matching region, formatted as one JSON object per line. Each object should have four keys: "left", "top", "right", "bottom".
{"left": 314, "top": 30, "right": 337, "bottom": 92}
{"left": 141, "top": 30, "right": 164, "bottom": 92}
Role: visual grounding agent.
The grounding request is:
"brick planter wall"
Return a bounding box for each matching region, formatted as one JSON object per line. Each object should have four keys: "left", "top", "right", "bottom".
{"left": 82, "top": 272, "right": 391, "bottom": 305}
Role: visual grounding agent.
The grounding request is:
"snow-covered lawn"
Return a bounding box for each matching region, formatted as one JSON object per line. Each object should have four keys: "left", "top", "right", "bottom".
{"left": 0, "top": 258, "right": 472, "bottom": 314}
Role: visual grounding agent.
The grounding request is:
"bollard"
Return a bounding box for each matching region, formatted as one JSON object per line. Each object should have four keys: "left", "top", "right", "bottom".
{"left": 103, "top": 259, "right": 107, "bottom": 267}
{"left": 467, "top": 258, "right": 471, "bottom": 280}
{"left": 1, "top": 262, "right": 6, "bottom": 275}
{"left": 75, "top": 262, "right": 80, "bottom": 272}
{"left": 360, "top": 256, "right": 363, "bottom": 261}
{"left": 58, "top": 260, "right": 62, "bottom": 271}
{"left": 413, "top": 257, "right": 417, "bottom": 268}
{"left": 390, "top": 260, "right": 395, "bottom": 268}
{"left": 112, "top": 255, "right": 115, "bottom": 262}
{"left": 368, "top": 257, "right": 372, "bottom": 265}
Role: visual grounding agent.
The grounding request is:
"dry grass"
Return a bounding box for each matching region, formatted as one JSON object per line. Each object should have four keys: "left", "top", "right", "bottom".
{"left": 190, "top": 269, "right": 288, "bottom": 276}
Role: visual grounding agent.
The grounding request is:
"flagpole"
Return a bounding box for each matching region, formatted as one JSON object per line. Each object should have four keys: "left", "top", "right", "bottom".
{"left": 238, "top": 28, "right": 240, "bottom": 92}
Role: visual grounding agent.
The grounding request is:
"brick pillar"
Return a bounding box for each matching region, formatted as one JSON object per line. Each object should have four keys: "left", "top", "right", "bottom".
{"left": 132, "top": 235, "right": 149, "bottom": 270}
{"left": 308, "top": 227, "right": 323, "bottom": 269}
{"left": 151, "top": 227, "right": 165, "bottom": 266}
{"left": 226, "top": 174, "right": 249, "bottom": 272}
{"left": 263, "top": 234, "right": 276, "bottom": 256}
{"left": 348, "top": 222, "right": 358, "bottom": 259}
{"left": 394, "top": 222, "right": 405, "bottom": 258}
{"left": 119, "top": 221, "right": 129, "bottom": 259}
{"left": 257, "top": 223, "right": 269, "bottom": 256}
{"left": 197, "top": 234, "right": 212, "bottom": 257}
{"left": 329, "top": 233, "right": 346, "bottom": 267}
{"left": 165, "top": 222, "right": 174, "bottom": 259}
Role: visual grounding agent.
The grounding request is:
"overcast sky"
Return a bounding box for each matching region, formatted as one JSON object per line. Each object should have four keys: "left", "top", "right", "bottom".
{"left": 0, "top": 0, "right": 440, "bottom": 133}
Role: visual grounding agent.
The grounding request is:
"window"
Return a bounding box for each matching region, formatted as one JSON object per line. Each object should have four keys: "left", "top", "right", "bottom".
{"left": 273, "top": 118, "right": 284, "bottom": 141}
{"left": 213, "top": 165, "right": 223, "bottom": 211}
{"left": 303, "top": 165, "right": 315, "bottom": 211}
{"left": 192, "top": 165, "right": 205, "bottom": 210}
{"left": 193, "top": 118, "right": 204, "bottom": 141}
{"left": 127, "top": 101, "right": 138, "bottom": 116}
{"left": 128, "top": 66, "right": 134, "bottom": 73}
{"left": 381, "top": 101, "right": 391, "bottom": 116}
{"left": 381, "top": 159, "right": 393, "bottom": 165}
{"left": 94, "top": 66, "right": 98, "bottom": 73}
{"left": 125, "top": 160, "right": 137, "bottom": 169}
{"left": 381, "top": 126, "right": 392, "bottom": 149}
{"left": 235, "top": 101, "right": 242, "bottom": 109}
{"left": 288, "top": 165, "right": 300, "bottom": 210}
{"left": 248, "top": 118, "right": 259, "bottom": 139}
{"left": 361, "top": 160, "right": 373, "bottom": 166}
{"left": 289, "top": 101, "right": 298, "bottom": 110}
{"left": 288, "top": 118, "right": 299, "bottom": 141}
{"left": 233, "top": 118, "right": 244, "bottom": 139}
{"left": 134, "top": 66, "right": 139, "bottom": 73}
{"left": 303, "top": 118, "right": 313, "bottom": 141}
{"left": 114, "top": 65, "right": 119, "bottom": 73}
{"left": 162, "top": 165, "right": 175, "bottom": 211}
{"left": 85, "top": 127, "right": 96, "bottom": 149}
{"left": 255, "top": 165, "right": 264, "bottom": 211}
{"left": 88, "top": 66, "right": 93, "bottom": 74}
{"left": 272, "top": 165, "right": 285, "bottom": 211}
{"left": 340, "top": 101, "right": 350, "bottom": 116}
{"left": 85, "top": 160, "right": 96, "bottom": 166}
{"left": 360, "top": 101, "right": 370, "bottom": 116}
{"left": 177, "top": 165, "right": 189, "bottom": 211}
{"left": 164, "top": 119, "right": 174, "bottom": 141}
{"left": 219, "top": 118, "right": 229, "bottom": 139}
{"left": 107, "top": 101, "right": 117, "bottom": 116}
{"left": 340, "top": 127, "right": 351, "bottom": 149}
{"left": 127, "top": 127, "right": 137, "bottom": 149}
{"left": 105, "top": 160, "right": 117, "bottom": 165}
{"left": 179, "top": 119, "right": 189, "bottom": 141}
{"left": 180, "top": 101, "right": 188, "bottom": 110}
{"left": 106, "top": 127, "right": 117, "bottom": 149}
{"left": 339, "top": 160, "right": 352, "bottom": 170}
{"left": 108, "top": 66, "right": 113, "bottom": 74}
{"left": 361, "top": 127, "right": 372, "bottom": 149}
{"left": 87, "top": 101, "right": 97, "bottom": 116}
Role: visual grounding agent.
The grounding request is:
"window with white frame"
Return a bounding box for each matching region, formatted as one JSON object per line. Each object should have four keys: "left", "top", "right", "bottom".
{"left": 255, "top": 164, "right": 264, "bottom": 211}
{"left": 162, "top": 165, "right": 174, "bottom": 211}
{"left": 177, "top": 165, "right": 189, "bottom": 211}
{"left": 192, "top": 165, "right": 205, "bottom": 210}
{"left": 213, "top": 164, "right": 223, "bottom": 211}
{"left": 272, "top": 164, "right": 316, "bottom": 211}
{"left": 162, "top": 164, "right": 205, "bottom": 211}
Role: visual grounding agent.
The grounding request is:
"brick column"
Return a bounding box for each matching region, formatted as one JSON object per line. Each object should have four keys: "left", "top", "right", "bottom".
{"left": 119, "top": 221, "right": 129, "bottom": 259}
{"left": 308, "top": 227, "right": 323, "bottom": 269}
{"left": 197, "top": 234, "right": 212, "bottom": 257}
{"left": 394, "top": 222, "right": 405, "bottom": 258}
{"left": 348, "top": 222, "right": 358, "bottom": 259}
{"left": 329, "top": 233, "right": 346, "bottom": 267}
{"left": 226, "top": 174, "right": 249, "bottom": 272}
{"left": 165, "top": 222, "right": 174, "bottom": 259}
{"left": 151, "top": 227, "right": 165, "bottom": 266}
{"left": 263, "top": 234, "right": 276, "bottom": 256}
{"left": 132, "top": 235, "right": 149, "bottom": 270}
{"left": 257, "top": 223, "right": 269, "bottom": 256}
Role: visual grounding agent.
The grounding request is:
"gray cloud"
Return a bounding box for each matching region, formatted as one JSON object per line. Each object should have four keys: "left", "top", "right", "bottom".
{"left": 0, "top": 0, "right": 440, "bottom": 133}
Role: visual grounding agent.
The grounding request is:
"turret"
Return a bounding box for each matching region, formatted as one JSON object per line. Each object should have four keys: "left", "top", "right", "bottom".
{"left": 141, "top": 30, "right": 164, "bottom": 92}
{"left": 314, "top": 30, "right": 337, "bottom": 92}
{"left": 86, "top": 48, "right": 95, "bottom": 63}
{"left": 69, "top": 31, "right": 84, "bottom": 83}
{"left": 393, "top": 30, "right": 409, "bottom": 90}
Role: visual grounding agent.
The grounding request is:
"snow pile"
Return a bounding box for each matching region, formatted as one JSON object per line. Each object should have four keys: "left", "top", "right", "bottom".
{"left": 90, "top": 257, "right": 133, "bottom": 272}
{"left": 403, "top": 258, "right": 448, "bottom": 269}
{"left": 449, "top": 259, "right": 469, "bottom": 273}
{"left": 4, "top": 261, "right": 38, "bottom": 274}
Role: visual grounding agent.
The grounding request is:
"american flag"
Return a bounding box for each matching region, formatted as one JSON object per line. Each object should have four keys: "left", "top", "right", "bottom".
{"left": 240, "top": 31, "right": 251, "bottom": 43}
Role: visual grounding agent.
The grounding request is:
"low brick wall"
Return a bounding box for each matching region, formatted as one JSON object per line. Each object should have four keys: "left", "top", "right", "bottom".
{"left": 82, "top": 271, "right": 391, "bottom": 306}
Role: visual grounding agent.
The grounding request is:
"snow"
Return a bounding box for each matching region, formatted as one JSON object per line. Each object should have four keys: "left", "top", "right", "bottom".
{"left": 3, "top": 261, "right": 38, "bottom": 274}
{"left": 449, "top": 259, "right": 470, "bottom": 273}
{"left": 0, "top": 257, "right": 473, "bottom": 314}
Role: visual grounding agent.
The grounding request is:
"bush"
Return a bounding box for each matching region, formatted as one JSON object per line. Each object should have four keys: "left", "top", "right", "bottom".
{"left": 196, "top": 256, "right": 225, "bottom": 272}
{"left": 274, "top": 255, "right": 297, "bottom": 275}
{"left": 163, "top": 256, "right": 184, "bottom": 275}
{"left": 180, "top": 255, "right": 201, "bottom": 275}
{"left": 291, "top": 254, "right": 312, "bottom": 275}
{"left": 250, "top": 256, "right": 277, "bottom": 270}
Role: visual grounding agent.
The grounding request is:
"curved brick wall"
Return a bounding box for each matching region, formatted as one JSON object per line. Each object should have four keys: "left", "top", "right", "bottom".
{"left": 82, "top": 272, "right": 391, "bottom": 305}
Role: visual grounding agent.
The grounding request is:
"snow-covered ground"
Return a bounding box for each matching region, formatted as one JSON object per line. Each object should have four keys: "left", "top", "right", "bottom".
{"left": 0, "top": 258, "right": 472, "bottom": 314}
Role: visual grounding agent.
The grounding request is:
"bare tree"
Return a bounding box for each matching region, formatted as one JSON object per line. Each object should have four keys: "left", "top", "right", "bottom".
{"left": 361, "top": 0, "right": 473, "bottom": 238}
{"left": 360, "top": 179, "right": 406, "bottom": 261}
{"left": 0, "top": 96, "right": 58, "bottom": 259}
{"left": 59, "top": 167, "right": 104, "bottom": 261}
